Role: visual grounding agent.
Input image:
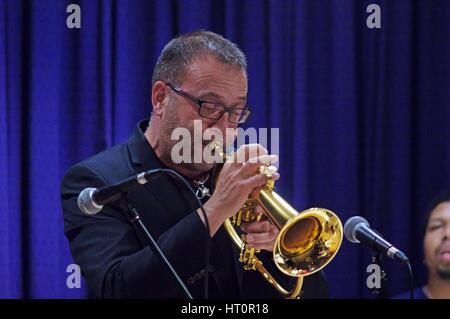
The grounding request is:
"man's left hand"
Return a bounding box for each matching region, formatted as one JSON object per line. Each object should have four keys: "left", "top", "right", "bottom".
{"left": 240, "top": 217, "right": 279, "bottom": 252}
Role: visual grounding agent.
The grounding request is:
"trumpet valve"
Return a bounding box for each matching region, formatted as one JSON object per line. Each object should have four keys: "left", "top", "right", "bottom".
{"left": 239, "top": 237, "right": 258, "bottom": 270}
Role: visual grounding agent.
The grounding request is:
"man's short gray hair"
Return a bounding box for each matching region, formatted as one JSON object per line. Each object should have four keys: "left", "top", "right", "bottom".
{"left": 152, "top": 30, "right": 247, "bottom": 86}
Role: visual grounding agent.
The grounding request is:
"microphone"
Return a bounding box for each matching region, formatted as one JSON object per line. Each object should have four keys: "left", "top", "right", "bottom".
{"left": 77, "top": 168, "right": 195, "bottom": 299}
{"left": 77, "top": 169, "right": 162, "bottom": 215}
{"left": 344, "top": 216, "right": 409, "bottom": 263}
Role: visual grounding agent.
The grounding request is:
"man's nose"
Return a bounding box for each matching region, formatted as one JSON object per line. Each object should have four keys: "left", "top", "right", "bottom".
{"left": 213, "top": 112, "right": 235, "bottom": 132}
{"left": 444, "top": 223, "right": 450, "bottom": 240}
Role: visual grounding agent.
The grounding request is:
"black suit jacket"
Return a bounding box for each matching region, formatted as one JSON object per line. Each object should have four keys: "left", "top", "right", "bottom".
{"left": 61, "top": 119, "right": 329, "bottom": 299}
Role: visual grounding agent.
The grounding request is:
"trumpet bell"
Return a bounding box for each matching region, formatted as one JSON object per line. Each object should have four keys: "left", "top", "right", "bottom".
{"left": 274, "top": 208, "right": 343, "bottom": 276}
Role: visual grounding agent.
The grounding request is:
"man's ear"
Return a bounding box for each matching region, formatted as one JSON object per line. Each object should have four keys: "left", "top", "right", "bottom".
{"left": 151, "top": 81, "right": 168, "bottom": 118}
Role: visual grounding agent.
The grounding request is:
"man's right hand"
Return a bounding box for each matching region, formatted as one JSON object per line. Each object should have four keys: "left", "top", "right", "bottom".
{"left": 197, "top": 143, "right": 279, "bottom": 236}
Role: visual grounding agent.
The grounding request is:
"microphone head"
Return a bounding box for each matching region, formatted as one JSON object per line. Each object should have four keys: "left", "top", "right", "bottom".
{"left": 344, "top": 216, "right": 370, "bottom": 243}
{"left": 77, "top": 187, "right": 103, "bottom": 215}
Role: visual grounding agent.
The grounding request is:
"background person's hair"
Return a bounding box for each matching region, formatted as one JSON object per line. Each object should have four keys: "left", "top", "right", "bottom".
{"left": 151, "top": 30, "right": 247, "bottom": 86}
{"left": 422, "top": 189, "right": 450, "bottom": 239}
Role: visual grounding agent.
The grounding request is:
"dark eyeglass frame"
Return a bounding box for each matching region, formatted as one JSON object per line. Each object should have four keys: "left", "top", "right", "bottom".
{"left": 165, "top": 82, "right": 252, "bottom": 124}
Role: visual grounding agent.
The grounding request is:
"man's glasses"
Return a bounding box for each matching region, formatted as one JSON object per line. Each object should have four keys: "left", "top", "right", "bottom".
{"left": 166, "top": 83, "right": 252, "bottom": 124}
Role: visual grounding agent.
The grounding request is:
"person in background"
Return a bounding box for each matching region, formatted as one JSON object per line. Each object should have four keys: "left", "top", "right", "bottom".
{"left": 395, "top": 189, "right": 450, "bottom": 299}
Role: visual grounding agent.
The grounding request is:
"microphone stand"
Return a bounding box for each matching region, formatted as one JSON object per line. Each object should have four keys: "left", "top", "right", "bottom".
{"left": 119, "top": 198, "right": 194, "bottom": 299}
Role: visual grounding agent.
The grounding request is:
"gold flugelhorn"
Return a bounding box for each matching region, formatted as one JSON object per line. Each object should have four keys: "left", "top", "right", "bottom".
{"left": 209, "top": 141, "right": 343, "bottom": 299}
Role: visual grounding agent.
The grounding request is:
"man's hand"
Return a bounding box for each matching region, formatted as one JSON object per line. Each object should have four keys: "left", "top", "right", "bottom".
{"left": 240, "top": 218, "right": 279, "bottom": 252}
{"left": 197, "top": 143, "right": 279, "bottom": 236}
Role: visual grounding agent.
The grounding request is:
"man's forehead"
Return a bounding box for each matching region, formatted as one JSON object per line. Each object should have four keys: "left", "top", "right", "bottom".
{"left": 185, "top": 56, "right": 246, "bottom": 81}
{"left": 430, "top": 202, "right": 450, "bottom": 220}
{"left": 200, "top": 90, "right": 247, "bottom": 101}
{"left": 182, "top": 60, "right": 247, "bottom": 99}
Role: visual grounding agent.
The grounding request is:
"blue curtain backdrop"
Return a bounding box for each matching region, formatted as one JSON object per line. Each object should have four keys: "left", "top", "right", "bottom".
{"left": 1, "top": 0, "right": 449, "bottom": 298}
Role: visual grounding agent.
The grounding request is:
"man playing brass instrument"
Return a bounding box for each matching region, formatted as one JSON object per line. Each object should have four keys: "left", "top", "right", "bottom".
{"left": 61, "top": 31, "right": 328, "bottom": 298}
